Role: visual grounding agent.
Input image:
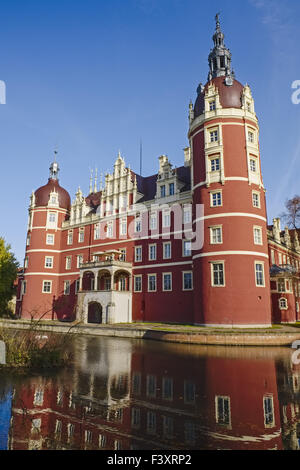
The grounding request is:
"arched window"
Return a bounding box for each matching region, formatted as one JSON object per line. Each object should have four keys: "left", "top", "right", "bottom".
{"left": 279, "top": 298, "right": 288, "bottom": 310}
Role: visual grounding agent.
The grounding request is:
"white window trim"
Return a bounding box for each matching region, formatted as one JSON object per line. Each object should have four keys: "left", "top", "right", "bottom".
{"left": 279, "top": 297, "right": 288, "bottom": 310}
{"left": 255, "top": 261, "right": 265, "bottom": 287}
{"left": 253, "top": 226, "right": 263, "bottom": 246}
{"left": 134, "top": 275, "right": 142, "bottom": 293}
{"left": 44, "top": 256, "right": 54, "bottom": 269}
{"left": 163, "top": 242, "right": 172, "bottom": 260}
{"left": 135, "top": 246, "right": 142, "bottom": 263}
{"left": 252, "top": 191, "right": 261, "bottom": 209}
{"left": 182, "top": 271, "right": 193, "bottom": 291}
{"left": 211, "top": 261, "right": 226, "bottom": 287}
{"left": 210, "top": 190, "right": 223, "bottom": 208}
{"left": 210, "top": 225, "right": 223, "bottom": 245}
{"left": 67, "top": 230, "right": 73, "bottom": 245}
{"left": 148, "top": 273, "right": 157, "bottom": 292}
{"left": 64, "top": 280, "right": 71, "bottom": 295}
{"left": 42, "top": 280, "right": 52, "bottom": 294}
{"left": 149, "top": 243, "right": 157, "bottom": 261}
{"left": 65, "top": 256, "right": 72, "bottom": 270}
{"left": 162, "top": 272, "right": 172, "bottom": 292}
{"left": 183, "top": 240, "right": 192, "bottom": 257}
{"left": 46, "top": 233, "right": 55, "bottom": 245}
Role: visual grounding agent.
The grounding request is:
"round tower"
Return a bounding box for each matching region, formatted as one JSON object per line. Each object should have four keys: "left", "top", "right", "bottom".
{"left": 189, "top": 16, "right": 272, "bottom": 327}
{"left": 18, "top": 155, "right": 71, "bottom": 320}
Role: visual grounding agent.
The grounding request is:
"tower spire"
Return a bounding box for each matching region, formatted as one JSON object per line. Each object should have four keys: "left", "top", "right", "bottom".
{"left": 49, "top": 150, "right": 60, "bottom": 180}
{"left": 208, "top": 13, "right": 235, "bottom": 84}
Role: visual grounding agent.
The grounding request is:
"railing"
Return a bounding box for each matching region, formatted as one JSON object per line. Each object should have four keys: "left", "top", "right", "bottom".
{"left": 79, "top": 259, "right": 132, "bottom": 270}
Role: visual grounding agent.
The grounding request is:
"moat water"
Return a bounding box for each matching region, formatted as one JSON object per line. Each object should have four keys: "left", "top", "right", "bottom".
{"left": 0, "top": 335, "right": 299, "bottom": 450}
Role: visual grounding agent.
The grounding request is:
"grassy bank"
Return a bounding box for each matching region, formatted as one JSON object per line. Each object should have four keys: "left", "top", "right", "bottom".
{"left": 0, "top": 323, "right": 73, "bottom": 369}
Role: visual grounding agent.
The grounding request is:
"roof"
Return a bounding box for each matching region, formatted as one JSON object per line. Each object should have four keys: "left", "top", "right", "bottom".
{"left": 35, "top": 178, "right": 71, "bottom": 210}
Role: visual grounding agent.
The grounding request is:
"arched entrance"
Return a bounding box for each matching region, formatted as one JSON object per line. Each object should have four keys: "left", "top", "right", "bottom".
{"left": 88, "top": 302, "right": 102, "bottom": 324}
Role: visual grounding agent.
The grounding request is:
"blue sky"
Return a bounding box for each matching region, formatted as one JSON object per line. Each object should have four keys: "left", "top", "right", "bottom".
{"left": 1, "top": 0, "right": 300, "bottom": 263}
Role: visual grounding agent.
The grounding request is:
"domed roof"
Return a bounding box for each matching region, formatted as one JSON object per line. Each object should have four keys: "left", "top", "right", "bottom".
{"left": 35, "top": 178, "right": 71, "bottom": 210}
{"left": 194, "top": 76, "right": 244, "bottom": 119}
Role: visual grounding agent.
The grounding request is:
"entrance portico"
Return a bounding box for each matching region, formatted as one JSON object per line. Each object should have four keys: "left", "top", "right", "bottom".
{"left": 77, "top": 250, "right": 132, "bottom": 324}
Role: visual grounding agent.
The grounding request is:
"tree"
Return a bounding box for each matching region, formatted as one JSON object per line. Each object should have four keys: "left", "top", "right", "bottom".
{"left": 0, "top": 238, "right": 19, "bottom": 316}
{"left": 281, "top": 195, "right": 300, "bottom": 229}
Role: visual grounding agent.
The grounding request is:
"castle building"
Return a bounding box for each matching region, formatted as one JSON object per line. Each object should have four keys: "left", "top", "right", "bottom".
{"left": 15, "top": 17, "right": 300, "bottom": 326}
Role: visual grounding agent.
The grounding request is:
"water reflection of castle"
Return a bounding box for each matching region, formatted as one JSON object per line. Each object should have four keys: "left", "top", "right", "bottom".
{"left": 6, "top": 338, "right": 300, "bottom": 450}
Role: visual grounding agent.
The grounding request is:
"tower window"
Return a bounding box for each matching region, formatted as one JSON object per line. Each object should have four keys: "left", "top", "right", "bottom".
{"left": 211, "top": 262, "right": 225, "bottom": 287}
{"left": 210, "top": 226, "right": 223, "bottom": 244}
{"left": 183, "top": 272, "right": 193, "bottom": 291}
{"left": 210, "top": 158, "right": 220, "bottom": 172}
{"left": 46, "top": 233, "right": 55, "bottom": 245}
{"left": 45, "top": 256, "right": 53, "bottom": 268}
{"left": 211, "top": 191, "right": 222, "bottom": 207}
{"left": 255, "top": 262, "right": 265, "bottom": 287}
{"left": 252, "top": 191, "right": 260, "bottom": 208}
{"left": 209, "top": 100, "right": 216, "bottom": 111}
{"left": 253, "top": 227, "right": 263, "bottom": 245}
{"left": 210, "top": 130, "right": 219, "bottom": 143}
{"left": 160, "top": 185, "right": 166, "bottom": 198}
{"left": 250, "top": 158, "right": 257, "bottom": 173}
{"left": 169, "top": 183, "right": 175, "bottom": 195}
{"left": 42, "top": 281, "right": 52, "bottom": 293}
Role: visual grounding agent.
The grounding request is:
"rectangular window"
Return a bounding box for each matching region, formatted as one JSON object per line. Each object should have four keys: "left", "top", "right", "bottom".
{"left": 162, "top": 377, "right": 173, "bottom": 401}
{"left": 211, "top": 191, "right": 222, "bottom": 207}
{"left": 252, "top": 191, "right": 260, "bottom": 208}
{"left": 120, "top": 218, "right": 127, "bottom": 236}
{"left": 169, "top": 183, "right": 175, "bottom": 195}
{"left": 64, "top": 281, "right": 70, "bottom": 295}
{"left": 42, "top": 281, "right": 52, "bottom": 293}
{"left": 65, "top": 256, "right": 72, "bottom": 270}
{"left": 135, "top": 246, "right": 142, "bottom": 262}
{"left": 146, "top": 375, "right": 157, "bottom": 398}
{"left": 160, "top": 185, "right": 166, "bottom": 198}
{"left": 147, "top": 411, "right": 156, "bottom": 434}
{"left": 277, "top": 278, "right": 285, "bottom": 293}
{"left": 26, "top": 233, "right": 31, "bottom": 246}
{"left": 248, "top": 130, "right": 255, "bottom": 143}
{"left": 134, "top": 275, "right": 142, "bottom": 292}
{"left": 183, "top": 272, "right": 193, "bottom": 291}
{"left": 149, "top": 244, "right": 157, "bottom": 261}
{"left": 183, "top": 206, "right": 192, "bottom": 225}
{"left": 255, "top": 262, "right": 265, "bottom": 287}
{"left": 77, "top": 255, "right": 83, "bottom": 268}
{"left": 132, "top": 373, "right": 141, "bottom": 395}
{"left": 250, "top": 158, "right": 257, "bottom": 172}
{"left": 148, "top": 274, "right": 157, "bottom": 292}
{"left": 131, "top": 408, "right": 141, "bottom": 429}
{"left": 67, "top": 231, "right": 73, "bottom": 245}
{"left": 45, "top": 256, "right": 53, "bottom": 268}
{"left": 119, "top": 248, "right": 126, "bottom": 261}
{"left": 271, "top": 250, "right": 275, "bottom": 265}
{"left": 24, "top": 256, "right": 29, "bottom": 268}
{"left": 184, "top": 381, "right": 196, "bottom": 404}
{"left": 212, "top": 262, "right": 225, "bottom": 287}
{"left": 75, "top": 279, "right": 80, "bottom": 294}
{"left": 163, "top": 273, "right": 172, "bottom": 292}
{"left": 22, "top": 280, "right": 27, "bottom": 295}
{"left": 106, "top": 222, "right": 113, "bottom": 238}
{"left": 215, "top": 396, "right": 231, "bottom": 426}
{"left": 163, "top": 416, "right": 174, "bottom": 438}
{"left": 209, "top": 100, "right": 216, "bottom": 111}
{"left": 210, "top": 226, "right": 222, "bottom": 244}
{"left": 278, "top": 253, "right": 282, "bottom": 265}
{"left": 163, "top": 210, "right": 171, "bottom": 228}
{"left": 210, "top": 130, "right": 218, "bottom": 143}
{"left": 263, "top": 396, "right": 275, "bottom": 427}
{"left": 210, "top": 158, "right": 220, "bottom": 172}
{"left": 94, "top": 224, "right": 100, "bottom": 240}
{"left": 254, "top": 226, "right": 263, "bottom": 245}
{"left": 183, "top": 240, "right": 192, "bottom": 257}
{"left": 163, "top": 242, "right": 171, "bottom": 260}
{"left": 149, "top": 212, "right": 157, "bottom": 230}
{"left": 135, "top": 215, "right": 141, "bottom": 233}
{"left": 46, "top": 234, "right": 55, "bottom": 245}
{"left": 78, "top": 228, "right": 84, "bottom": 243}
{"left": 48, "top": 212, "right": 56, "bottom": 223}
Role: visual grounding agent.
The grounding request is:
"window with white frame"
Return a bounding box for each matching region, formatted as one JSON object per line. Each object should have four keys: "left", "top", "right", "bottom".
{"left": 119, "top": 248, "right": 126, "bottom": 261}
{"left": 45, "top": 256, "right": 53, "bottom": 268}
{"left": 183, "top": 272, "right": 193, "bottom": 291}
{"left": 149, "top": 244, "right": 157, "bottom": 261}
{"left": 163, "top": 273, "right": 172, "bottom": 292}
{"left": 22, "top": 280, "right": 27, "bottom": 295}
{"left": 65, "top": 256, "right": 72, "bottom": 270}
{"left": 183, "top": 205, "right": 192, "bottom": 224}
{"left": 106, "top": 221, "right": 113, "bottom": 238}
{"left": 248, "top": 130, "right": 255, "bottom": 143}
{"left": 279, "top": 297, "right": 288, "bottom": 310}
{"left": 250, "top": 158, "right": 257, "bottom": 173}
{"left": 211, "top": 191, "right": 222, "bottom": 207}
{"left": 134, "top": 275, "right": 142, "bottom": 292}
{"left": 271, "top": 250, "right": 275, "bottom": 265}
{"left": 210, "top": 157, "right": 220, "bottom": 172}
{"left": 42, "top": 281, "right": 52, "bottom": 293}
{"left": 209, "top": 100, "right": 216, "bottom": 111}
{"left": 149, "top": 212, "right": 157, "bottom": 230}
{"left": 163, "top": 209, "right": 171, "bottom": 228}
{"left": 210, "top": 226, "right": 222, "bottom": 244}
{"left": 183, "top": 240, "right": 192, "bottom": 257}
{"left": 94, "top": 224, "right": 100, "bottom": 240}
{"left": 169, "top": 183, "right": 175, "bottom": 196}
{"left": 211, "top": 262, "right": 225, "bottom": 287}
{"left": 263, "top": 395, "right": 275, "bottom": 427}
{"left": 148, "top": 274, "right": 157, "bottom": 292}
{"left": 33, "top": 388, "right": 44, "bottom": 406}
{"left": 24, "top": 256, "right": 29, "bottom": 268}
{"left": 135, "top": 213, "right": 142, "bottom": 233}
{"left": 255, "top": 262, "right": 265, "bottom": 287}
{"left": 64, "top": 280, "right": 70, "bottom": 295}
{"left": 253, "top": 226, "right": 263, "bottom": 245}
{"left": 78, "top": 228, "right": 84, "bottom": 243}
{"left": 26, "top": 233, "right": 31, "bottom": 246}
{"left": 76, "top": 254, "right": 83, "bottom": 268}
{"left": 277, "top": 279, "right": 286, "bottom": 294}
{"left": 252, "top": 191, "right": 260, "bottom": 208}
{"left": 278, "top": 253, "right": 282, "bottom": 265}
{"left": 67, "top": 230, "right": 73, "bottom": 245}
{"left": 120, "top": 218, "right": 127, "bottom": 236}
{"left": 160, "top": 185, "right": 166, "bottom": 198}
{"left": 46, "top": 233, "right": 55, "bottom": 245}
{"left": 215, "top": 396, "right": 231, "bottom": 426}
{"left": 99, "top": 435, "right": 107, "bottom": 448}
{"left": 48, "top": 212, "right": 57, "bottom": 225}
{"left": 209, "top": 129, "right": 219, "bottom": 143}
{"left": 135, "top": 246, "right": 142, "bottom": 262}
{"left": 163, "top": 242, "right": 172, "bottom": 260}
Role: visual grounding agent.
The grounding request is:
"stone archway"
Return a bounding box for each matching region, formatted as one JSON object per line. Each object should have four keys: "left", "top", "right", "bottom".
{"left": 87, "top": 302, "right": 102, "bottom": 324}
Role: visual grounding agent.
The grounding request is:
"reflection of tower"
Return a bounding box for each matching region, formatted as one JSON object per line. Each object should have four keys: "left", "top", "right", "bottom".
{"left": 16, "top": 155, "right": 71, "bottom": 320}
{"left": 189, "top": 16, "right": 271, "bottom": 326}
{"left": 73, "top": 337, "right": 132, "bottom": 407}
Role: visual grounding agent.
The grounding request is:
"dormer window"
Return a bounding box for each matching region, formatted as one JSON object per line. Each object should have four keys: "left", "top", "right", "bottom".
{"left": 209, "top": 101, "right": 216, "bottom": 111}
{"left": 210, "top": 158, "right": 220, "bottom": 172}
{"left": 160, "top": 185, "right": 166, "bottom": 198}
{"left": 135, "top": 213, "right": 141, "bottom": 233}
{"left": 246, "top": 102, "right": 251, "bottom": 112}
{"left": 169, "top": 183, "right": 175, "bottom": 196}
